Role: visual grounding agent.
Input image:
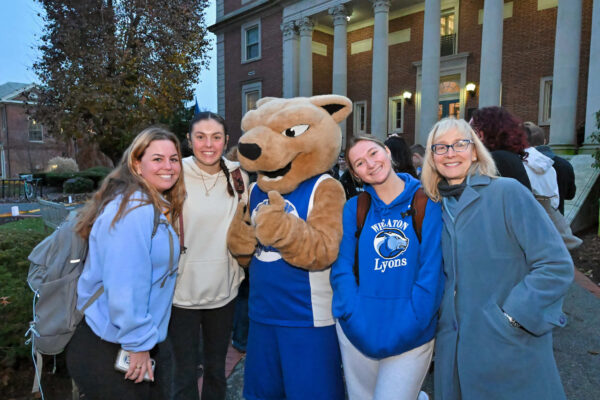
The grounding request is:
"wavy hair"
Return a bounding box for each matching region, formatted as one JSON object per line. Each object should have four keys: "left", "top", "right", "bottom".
{"left": 76, "top": 126, "right": 185, "bottom": 239}
{"left": 469, "top": 106, "right": 529, "bottom": 159}
{"left": 421, "top": 118, "right": 497, "bottom": 201}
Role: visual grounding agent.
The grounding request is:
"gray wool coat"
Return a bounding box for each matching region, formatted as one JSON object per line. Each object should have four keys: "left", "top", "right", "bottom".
{"left": 434, "top": 175, "right": 573, "bottom": 400}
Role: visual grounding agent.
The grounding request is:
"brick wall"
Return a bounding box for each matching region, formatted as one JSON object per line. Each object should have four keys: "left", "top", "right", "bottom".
{"left": 222, "top": 8, "right": 283, "bottom": 144}
{"left": 312, "top": 30, "right": 334, "bottom": 96}
{"left": 1, "top": 103, "right": 65, "bottom": 177}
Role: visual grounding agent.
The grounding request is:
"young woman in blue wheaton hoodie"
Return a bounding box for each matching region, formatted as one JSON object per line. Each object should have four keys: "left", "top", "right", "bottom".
{"left": 66, "top": 127, "right": 184, "bottom": 400}
{"left": 331, "top": 136, "right": 444, "bottom": 400}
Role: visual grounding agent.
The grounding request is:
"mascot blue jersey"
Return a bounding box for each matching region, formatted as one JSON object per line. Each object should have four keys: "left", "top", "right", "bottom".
{"left": 248, "top": 174, "right": 335, "bottom": 328}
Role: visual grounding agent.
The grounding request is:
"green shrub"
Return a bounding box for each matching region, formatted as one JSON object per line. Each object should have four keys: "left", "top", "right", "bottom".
{"left": 63, "top": 177, "right": 95, "bottom": 193}
{"left": 44, "top": 172, "right": 77, "bottom": 187}
{"left": 79, "top": 166, "right": 112, "bottom": 186}
{"left": 0, "top": 219, "right": 49, "bottom": 367}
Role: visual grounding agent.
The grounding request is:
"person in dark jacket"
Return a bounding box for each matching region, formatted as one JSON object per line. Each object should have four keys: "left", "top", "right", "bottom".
{"left": 524, "top": 121, "right": 576, "bottom": 215}
{"left": 421, "top": 118, "right": 573, "bottom": 400}
{"left": 469, "top": 106, "right": 532, "bottom": 191}
{"left": 384, "top": 135, "right": 418, "bottom": 178}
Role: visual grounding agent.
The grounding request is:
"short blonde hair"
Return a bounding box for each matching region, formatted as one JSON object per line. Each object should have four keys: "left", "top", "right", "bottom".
{"left": 421, "top": 118, "right": 497, "bottom": 201}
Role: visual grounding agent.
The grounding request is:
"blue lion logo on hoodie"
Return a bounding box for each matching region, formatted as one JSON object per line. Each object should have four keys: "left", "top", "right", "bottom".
{"left": 373, "top": 229, "right": 409, "bottom": 259}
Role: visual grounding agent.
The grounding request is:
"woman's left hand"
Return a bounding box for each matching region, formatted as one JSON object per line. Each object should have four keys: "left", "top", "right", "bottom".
{"left": 125, "top": 350, "right": 154, "bottom": 383}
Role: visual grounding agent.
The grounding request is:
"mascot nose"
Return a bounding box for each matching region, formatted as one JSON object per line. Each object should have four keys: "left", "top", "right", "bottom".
{"left": 238, "top": 142, "right": 262, "bottom": 160}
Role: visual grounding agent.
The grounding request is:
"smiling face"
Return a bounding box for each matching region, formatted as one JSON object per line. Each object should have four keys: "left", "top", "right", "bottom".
{"left": 348, "top": 140, "right": 393, "bottom": 186}
{"left": 432, "top": 128, "right": 477, "bottom": 185}
{"left": 189, "top": 118, "right": 228, "bottom": 174}
{"left": 134, "top": 139, "right": 181, "bottom": 193}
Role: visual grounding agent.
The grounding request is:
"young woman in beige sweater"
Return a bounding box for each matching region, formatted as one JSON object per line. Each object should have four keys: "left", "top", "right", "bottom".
{"left": 168, "top": 112, "right": 248, "bottom": 400}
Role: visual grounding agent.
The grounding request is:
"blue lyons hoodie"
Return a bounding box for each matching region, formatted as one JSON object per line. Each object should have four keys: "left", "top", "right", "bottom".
{"left": 331, "top": 173, "right": 444, "bottom": 359}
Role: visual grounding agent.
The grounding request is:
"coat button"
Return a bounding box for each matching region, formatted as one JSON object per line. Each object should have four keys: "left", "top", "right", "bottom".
{"left": 453, "top": 321, "right": 458, "bottom": 330}
{"left": 559, "top": 315, "right": 566, "bottom": 324}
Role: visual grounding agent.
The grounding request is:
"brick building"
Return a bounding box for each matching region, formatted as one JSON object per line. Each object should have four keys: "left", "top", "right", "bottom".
{"left": 209, "top": 0, "right": 599, "bottom": 153}
{"left": 0, "top": 82, "right": 67, "bottom": 178}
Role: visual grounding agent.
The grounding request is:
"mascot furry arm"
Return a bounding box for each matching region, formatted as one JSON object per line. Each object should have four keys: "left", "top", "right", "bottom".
{"left": 227, "top": 95, "right": 352, "bottom": 271}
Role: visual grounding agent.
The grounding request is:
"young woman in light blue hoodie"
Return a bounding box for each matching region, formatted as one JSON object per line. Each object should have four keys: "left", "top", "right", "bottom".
{"left": 331, "top": 136, "right": 444, "bottom": 400}
{"left": 66, "top": 127, "right": 185, "bottom": 400}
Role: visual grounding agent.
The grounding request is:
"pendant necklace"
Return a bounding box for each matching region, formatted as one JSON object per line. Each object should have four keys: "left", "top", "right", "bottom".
{"left": 200, "top": 171, "right": 221, "bottom": 196}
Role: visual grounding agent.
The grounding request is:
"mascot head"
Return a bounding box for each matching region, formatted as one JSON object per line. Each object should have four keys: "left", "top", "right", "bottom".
{"left": 237, "top": 95, "right": 352, "bottom": 194}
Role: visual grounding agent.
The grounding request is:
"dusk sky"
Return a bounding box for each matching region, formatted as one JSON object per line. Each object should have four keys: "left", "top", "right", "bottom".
{"left": 0, "top": 0, "right": 218, "bottom": 111}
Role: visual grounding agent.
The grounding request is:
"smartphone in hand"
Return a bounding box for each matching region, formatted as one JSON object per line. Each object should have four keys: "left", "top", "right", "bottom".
{"left": 114, "top": 349, "right": 155, "bottom": 382}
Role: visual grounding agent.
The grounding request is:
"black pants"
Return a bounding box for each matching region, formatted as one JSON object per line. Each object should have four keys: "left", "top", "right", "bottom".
{"left": 66, "top": 320, "right": 173, "bottom": 400}
{"left": 169, "top": 299, "right": 236, "bottom": 400}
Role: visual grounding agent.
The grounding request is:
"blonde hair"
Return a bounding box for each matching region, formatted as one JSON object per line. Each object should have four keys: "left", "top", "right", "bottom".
{"left": 76, "top": 126, "right": 186, "bottom": 239}
{"left": 421, "top": 118, "right": 497, "bottom": 201}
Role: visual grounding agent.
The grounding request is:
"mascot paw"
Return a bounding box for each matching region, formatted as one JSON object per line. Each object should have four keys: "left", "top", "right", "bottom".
{"left": 227, "top": 201, "right": 257, "bottom": 260}
{"left": 255, "top": 191, "right": 292, "bottom": 247}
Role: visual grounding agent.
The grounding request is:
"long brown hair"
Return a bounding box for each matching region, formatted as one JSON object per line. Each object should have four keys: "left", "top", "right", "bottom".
{"left": 76, "top": 126, "right": 186, "bottom": 239}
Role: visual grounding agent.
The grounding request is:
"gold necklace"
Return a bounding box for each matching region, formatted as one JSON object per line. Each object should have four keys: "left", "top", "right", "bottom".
{"left": 200, "top": 171, "right": 221, "bottom": 196}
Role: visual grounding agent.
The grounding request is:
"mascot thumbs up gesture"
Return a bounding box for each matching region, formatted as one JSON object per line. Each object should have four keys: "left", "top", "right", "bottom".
{"left": 227, "top": 95, "right": 351, "bottom": 400}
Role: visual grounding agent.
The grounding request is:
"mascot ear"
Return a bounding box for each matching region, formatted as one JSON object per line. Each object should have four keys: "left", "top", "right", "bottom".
{"left": 309, "top": 95, "right": 353, "bottom": 124}
{"left": 256, "top": 97, "right": 277, "bottom": 108}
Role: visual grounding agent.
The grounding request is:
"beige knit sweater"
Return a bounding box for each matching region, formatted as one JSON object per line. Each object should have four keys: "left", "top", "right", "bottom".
{"left": 172, "top": 156, "right": 248, "bottom": 309}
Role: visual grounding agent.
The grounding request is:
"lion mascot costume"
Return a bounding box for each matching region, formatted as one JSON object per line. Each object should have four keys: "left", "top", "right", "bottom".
{"left": 227, "top": 95, "right": 352, "bottom": 400}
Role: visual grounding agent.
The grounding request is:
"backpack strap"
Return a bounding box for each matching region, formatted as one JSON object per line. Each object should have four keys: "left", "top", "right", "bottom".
{"left": 353, "top": 192, "right": 371, "bottom": 285}
{"left": 80, "top": 286, "right": 104, "bottom": 313}
{"left": 411, "top": 188, "right": 428, "bottom": 243}
{"left": 231, "top": 168, "right": 245, "bottom": 200}
{"left": 178, "top": 213, "right": 186, "bottom": 254}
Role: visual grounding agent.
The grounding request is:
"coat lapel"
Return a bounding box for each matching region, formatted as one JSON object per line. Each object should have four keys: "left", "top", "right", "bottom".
{"left": 451, "top": 175, "right": 492, "bottom": 220}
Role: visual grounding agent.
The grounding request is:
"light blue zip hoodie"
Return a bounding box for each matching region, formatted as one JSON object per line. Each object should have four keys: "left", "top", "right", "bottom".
{"left": 331, "top": 173, "right": 444, "bottom": 358}
{"left": 77, "top": 193, "right": 179, "bottom": 352}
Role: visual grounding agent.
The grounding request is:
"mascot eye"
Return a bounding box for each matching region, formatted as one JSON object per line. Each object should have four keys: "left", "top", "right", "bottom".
{"left": 282, "top": 124, "right": 309, "bottom": 138}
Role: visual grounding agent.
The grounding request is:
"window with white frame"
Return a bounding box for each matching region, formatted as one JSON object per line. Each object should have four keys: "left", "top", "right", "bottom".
{"left": 242, "top": 82, "right": 262, "bottom": 115}
{"left": 388, "top": 96, "right": 404, "bottom": 134}
{"left": 538, "top": 76, "right": 552, "bottom": 126}
{"left": 241, "top": 19, "right": 261, "bottom": 63}
{"left": 353, "top": 101, "right": 367, "bottom": 135}
{"left": 28, "top": 118, "right": 43, "bottom": 142}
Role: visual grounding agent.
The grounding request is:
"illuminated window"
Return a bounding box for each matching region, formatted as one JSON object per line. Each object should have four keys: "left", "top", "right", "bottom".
{"left": 388, "top": 96, "right": 404, "bottom": 134}
{"left": 242, "top": 82, "right": 262, "bottom": 115}
{"left": 28, "top": 118, "right": 43, "bottom": 142}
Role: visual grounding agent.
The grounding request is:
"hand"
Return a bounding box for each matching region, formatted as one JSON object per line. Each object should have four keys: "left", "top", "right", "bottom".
{"left": 125, "top": 350, "right": 153, "bottom": 383}
{"left": 227, "top": 201, "right": 257, "bottom": 258}
{"left": 255, "top": 191, "right": 290, "bottom": 247}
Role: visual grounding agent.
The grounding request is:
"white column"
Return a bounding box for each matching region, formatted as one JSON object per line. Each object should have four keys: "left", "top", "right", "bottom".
{"left": 419, "top": 0, "right": 441, "bottom": 144}
{"left": 298, "top": 17, "right": 314, "bottom": 97}
{"left": 479, "top": 0, "right": 504, "bottom": 107}
{"left": 281, "top": 21, "right": 299, "bottom": 98}
{"left": 329, "top": 5, "right": 349, "bottom": 144}
{"left": 370, "top": 0, "right": 390, "bottom": 142}
{"left": 549, "top": 0, "right": 582, "bottom": 147}
{"left": 584, "top": 0, "right": 600, "bottom": 147}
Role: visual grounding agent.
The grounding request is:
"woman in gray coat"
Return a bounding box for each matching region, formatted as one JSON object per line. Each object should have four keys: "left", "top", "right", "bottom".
{"left": 421, "top": 118, "right": 573, "bottom": 400}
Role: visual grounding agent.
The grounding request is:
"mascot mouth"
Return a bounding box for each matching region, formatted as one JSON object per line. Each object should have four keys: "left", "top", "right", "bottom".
{"left": 261, "top": 162, "right": 292, "bottom": 180}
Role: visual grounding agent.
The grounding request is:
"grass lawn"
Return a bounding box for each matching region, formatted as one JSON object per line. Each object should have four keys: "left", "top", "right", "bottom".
{"left": 0, "top": 218, "right": 50, "bottom": 367}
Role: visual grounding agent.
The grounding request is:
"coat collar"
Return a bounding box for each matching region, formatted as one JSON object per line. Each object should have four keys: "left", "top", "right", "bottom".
{"left": 443, "top": 174, "right": 493, "bottom": 221}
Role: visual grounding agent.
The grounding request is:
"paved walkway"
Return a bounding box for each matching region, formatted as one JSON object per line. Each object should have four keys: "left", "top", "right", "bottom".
{"left": 224, "top": 282, "right": 600, "bottom": 399}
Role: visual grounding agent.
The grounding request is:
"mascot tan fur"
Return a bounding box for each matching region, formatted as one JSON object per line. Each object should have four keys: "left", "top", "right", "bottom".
{"left": 227, "top": 95, "right": 352, "bottom": 400}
